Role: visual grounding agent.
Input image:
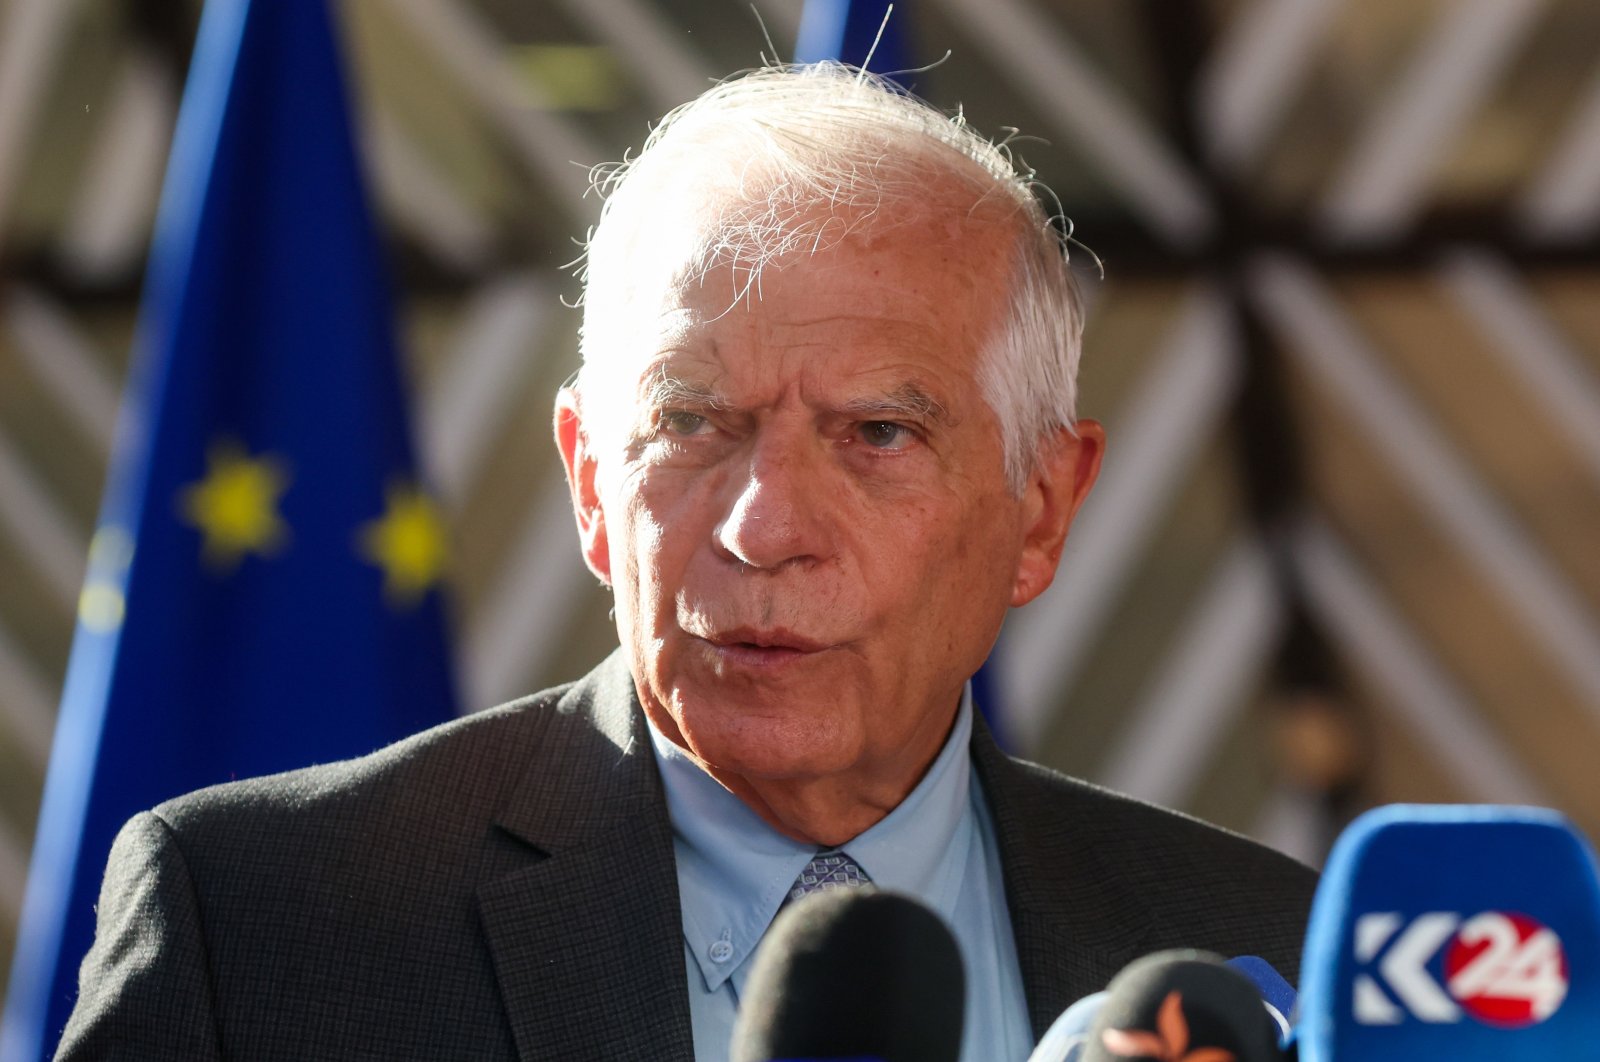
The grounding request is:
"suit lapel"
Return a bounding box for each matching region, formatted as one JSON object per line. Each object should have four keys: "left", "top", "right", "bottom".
{"left": 477, "top": 654, "right": 694, "bottom": 1061}
{"left": 970, "top": 721, "right": 1155, "bottom": 1039}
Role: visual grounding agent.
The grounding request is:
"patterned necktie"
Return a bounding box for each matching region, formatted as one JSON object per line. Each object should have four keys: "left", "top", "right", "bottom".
{"left": 787, "top": 849, "right": 872, "bottom": 904}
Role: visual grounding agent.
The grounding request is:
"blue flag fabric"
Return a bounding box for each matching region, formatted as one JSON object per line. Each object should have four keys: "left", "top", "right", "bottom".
{"left": 795, "top": 0, "right": 912, "bottom": 74}
{"left": 1, "top": 1, "right": 458, "bottom": 1057}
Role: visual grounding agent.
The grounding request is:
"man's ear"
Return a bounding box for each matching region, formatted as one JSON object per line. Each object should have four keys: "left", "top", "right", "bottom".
{"left": 554, "top": 387, "right": 612, "bottom": 585}
{"left": 1011, "top": 419, "right": 1105, "bottom": 607}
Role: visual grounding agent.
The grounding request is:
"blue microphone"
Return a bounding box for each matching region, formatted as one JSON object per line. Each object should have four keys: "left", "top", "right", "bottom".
{"left": 1297, "top": 803, "right": 1600, "bottom": 1059}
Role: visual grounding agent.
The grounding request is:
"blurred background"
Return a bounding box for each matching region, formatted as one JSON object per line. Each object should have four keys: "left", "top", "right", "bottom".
{"left": 3, "top": 0, "right": 1600, "bottom": 1005}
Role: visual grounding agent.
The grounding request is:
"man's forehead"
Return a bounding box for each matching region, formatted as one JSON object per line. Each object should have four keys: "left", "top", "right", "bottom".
{"left": 579, "top": 175, "right": 1017, "bottom": 420}
{"left": 632, "top": 291, "right": 956, "bottom": 371}
{"left": 649, "top": 306, "right": 710, "bottom": 351}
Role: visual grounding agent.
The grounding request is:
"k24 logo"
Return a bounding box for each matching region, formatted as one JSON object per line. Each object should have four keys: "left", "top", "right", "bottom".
{"left": 1353, "top": 911, "right": 1568, "bottom": 1028}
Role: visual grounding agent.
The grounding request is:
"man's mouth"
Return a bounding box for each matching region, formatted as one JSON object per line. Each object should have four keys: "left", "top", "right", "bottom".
{"left": 697, "top": 627, "right": 830, "bottom": 664}
{"left": 707, "top": 627, "right": 827, "bottom": 651}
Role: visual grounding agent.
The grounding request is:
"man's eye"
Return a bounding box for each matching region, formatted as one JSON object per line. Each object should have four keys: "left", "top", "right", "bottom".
{"left": 858, "top": 421, "right": 913, "bottom": 450}
{"left": 660, "top": 411, "right": 711, "bottom": 436}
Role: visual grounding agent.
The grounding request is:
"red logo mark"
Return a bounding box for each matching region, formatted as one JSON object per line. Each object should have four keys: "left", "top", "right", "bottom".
{"left": 1442, "top": 911, "right": 1568, "bottom": 1027}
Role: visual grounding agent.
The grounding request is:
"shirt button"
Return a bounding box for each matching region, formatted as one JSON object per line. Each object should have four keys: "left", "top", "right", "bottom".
{"left": 709, "top": 939, "right": 734, "bottom": 964}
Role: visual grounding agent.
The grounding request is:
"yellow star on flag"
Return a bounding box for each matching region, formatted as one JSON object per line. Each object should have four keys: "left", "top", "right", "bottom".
{"left": 357, "top": 482, "right": 447, "bottom": 607}
{"left": 179, "top": 440, "right": 291, "bottom": 571}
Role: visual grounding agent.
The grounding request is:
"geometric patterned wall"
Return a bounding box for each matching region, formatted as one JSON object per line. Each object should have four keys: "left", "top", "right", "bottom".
{"left": 4, "top": 0, "right": 1600, "bottom": 999}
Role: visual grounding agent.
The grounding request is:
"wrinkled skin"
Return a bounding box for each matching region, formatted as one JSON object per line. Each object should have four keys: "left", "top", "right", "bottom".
{"left": 557, "top": 187, "right": 1104, "bottom": 845}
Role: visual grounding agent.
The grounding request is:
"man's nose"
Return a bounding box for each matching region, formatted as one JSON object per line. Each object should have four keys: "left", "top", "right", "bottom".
{"left": 714, "top": 432, "right": 832, "bottom": 570}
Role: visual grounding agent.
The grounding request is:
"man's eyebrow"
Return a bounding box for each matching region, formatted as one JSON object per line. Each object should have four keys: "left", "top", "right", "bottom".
{"left": 637, "top": 371, "right": 952, "bottom": 424}
{"left": 837, "top": 384, "right": 952, "bottom": 424}
{"left": 639, "top": 367, "right": 729, "bottom": 410}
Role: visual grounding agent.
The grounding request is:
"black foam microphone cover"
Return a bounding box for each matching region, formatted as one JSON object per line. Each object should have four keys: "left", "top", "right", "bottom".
{"left": 730, "top": 887, "right": 965, "bottom": 1062}
{"left": 1082, "top": 951, "right": 1284, "bottom": 1062}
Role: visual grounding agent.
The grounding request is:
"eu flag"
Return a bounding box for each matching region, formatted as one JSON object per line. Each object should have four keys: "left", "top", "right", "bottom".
{"left": 796, "top": 0, "right": 913, "bottom": 74}
{"left": 1, "top": 1, "right": 458, "bottom": 1057}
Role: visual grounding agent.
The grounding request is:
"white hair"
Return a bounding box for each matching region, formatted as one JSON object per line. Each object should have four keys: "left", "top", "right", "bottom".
{"left": 576, "top": 62, "right": 1085, "bottom": 493}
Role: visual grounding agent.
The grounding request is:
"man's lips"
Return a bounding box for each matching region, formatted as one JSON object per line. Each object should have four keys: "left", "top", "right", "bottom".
{"left": 698, "top": 627, "right": 831, "bottom": 654}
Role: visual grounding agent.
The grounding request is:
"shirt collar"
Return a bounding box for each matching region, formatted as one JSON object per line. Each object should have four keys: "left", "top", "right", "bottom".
{"left": 648, "top": 689, "right": 977, "bottom": 993}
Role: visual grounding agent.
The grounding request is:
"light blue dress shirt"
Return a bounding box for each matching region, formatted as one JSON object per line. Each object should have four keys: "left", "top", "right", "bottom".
{"left": 646, "top": 688, "right": 1035, "bottom": 1062}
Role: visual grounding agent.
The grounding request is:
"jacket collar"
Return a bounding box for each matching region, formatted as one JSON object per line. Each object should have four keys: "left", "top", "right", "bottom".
{"left": 478, "top": 652, "right": 695, "bottom": 1061}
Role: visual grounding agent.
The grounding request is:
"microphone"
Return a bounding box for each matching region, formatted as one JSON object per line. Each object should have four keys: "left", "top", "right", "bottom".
{"left": 729, "top": 887, "right": 965, "bottom": 1062}
{"left": 1027, "top": 957, "right": 1296, "bottom": 1062}
{"left": 1077, "top": 950, "right": 1285, "bottom": 1062}
{"left": 1224, "top": 957, "right": 1296, "bottom": 1044}
{"left": 1296, "top": 803, "right": 1600, "bottom": 1059}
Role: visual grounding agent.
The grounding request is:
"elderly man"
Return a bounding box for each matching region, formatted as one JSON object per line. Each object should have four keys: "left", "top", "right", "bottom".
{"left": 61, "top": 65, "right": 1314, "bottom": 1061}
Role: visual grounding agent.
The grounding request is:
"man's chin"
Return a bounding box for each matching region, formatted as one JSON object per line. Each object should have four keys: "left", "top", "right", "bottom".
{"left": 658, "top": 644, "right": 856, "bottom": 718}
{"left": 674, "top": 712, "right": 864, "bottom": 784}
{"left": 640, "top": 655, "right": 869, "bottom": 775}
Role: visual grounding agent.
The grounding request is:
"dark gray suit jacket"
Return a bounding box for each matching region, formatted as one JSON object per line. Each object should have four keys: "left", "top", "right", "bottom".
{"left": 59, "top": 651, "right": 1316, "bottom": 1060}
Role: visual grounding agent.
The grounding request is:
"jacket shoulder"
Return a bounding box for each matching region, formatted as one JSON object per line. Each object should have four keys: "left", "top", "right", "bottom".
{"left": 153, "top": 682, "right": 574, "bottom": 839}
{"left": 75, "top": 656, "right": 660, "bottom": 1060}
{"left": 1017, "top": 759, "right": 1315, "bottom": 889}
{"left": 992, "top": 755, "right": 1318, "bottom": 979}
